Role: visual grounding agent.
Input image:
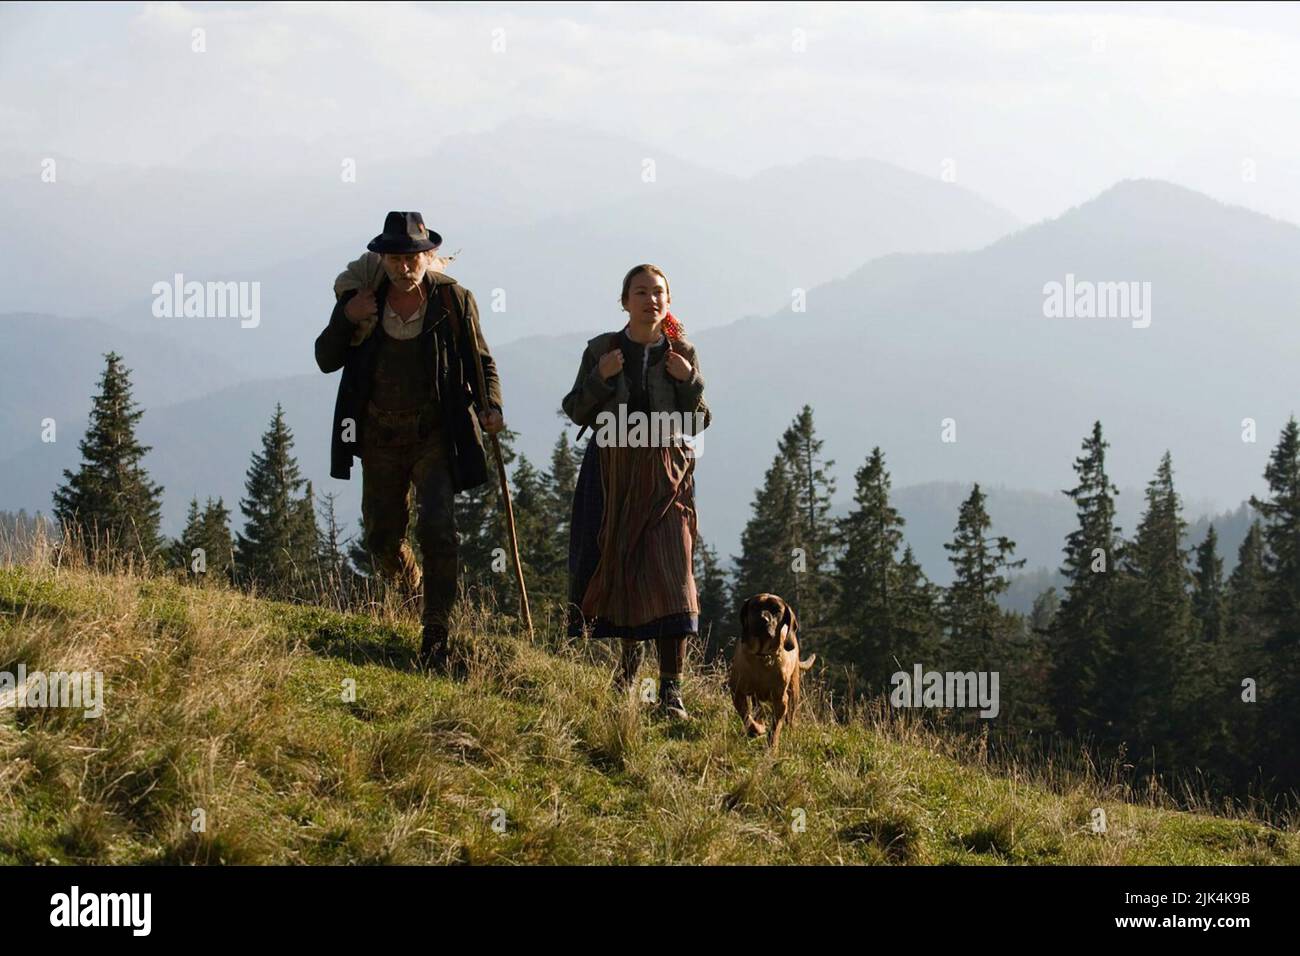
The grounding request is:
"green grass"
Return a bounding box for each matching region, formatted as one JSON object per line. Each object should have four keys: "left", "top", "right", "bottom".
{"left": 0, "top": 563, "right": 1295, "bottom": 865}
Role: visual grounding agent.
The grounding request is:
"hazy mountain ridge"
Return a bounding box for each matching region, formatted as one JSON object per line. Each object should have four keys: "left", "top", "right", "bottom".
{"left": 2, "top": 177, "right": 1291, "bottom": 591}
{"left": 1, "top": 118, "right": 1020, "bottom": 381}
{"left": 673, "top": 177, "right": 1296, "bottom": 552}
{"left": 0, "top": 312, "right": 247, "bottom": 453}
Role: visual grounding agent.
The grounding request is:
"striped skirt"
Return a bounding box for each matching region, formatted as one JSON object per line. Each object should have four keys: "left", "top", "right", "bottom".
{"left": 567, "top": 437, "right": 699, "bottom": 639}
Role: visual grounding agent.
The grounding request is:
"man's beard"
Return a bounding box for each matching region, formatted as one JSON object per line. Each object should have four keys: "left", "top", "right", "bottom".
{"left": 385, "top": 263, "right": 425, "bottom": 289}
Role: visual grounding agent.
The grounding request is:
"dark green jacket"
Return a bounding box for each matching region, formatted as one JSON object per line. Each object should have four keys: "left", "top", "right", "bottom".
{"left": 314, "top": 271, "right": 503, "bottom": 491}
{"left": 562, "top": 329, "right": 710, "bottom": 433}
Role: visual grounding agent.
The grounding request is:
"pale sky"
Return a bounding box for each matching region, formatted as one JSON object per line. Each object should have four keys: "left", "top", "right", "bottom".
{"left": 3, "top": 1, "right": 1300, "bottom": 223}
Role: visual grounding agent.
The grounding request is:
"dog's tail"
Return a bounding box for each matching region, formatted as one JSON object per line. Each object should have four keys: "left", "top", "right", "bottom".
{"left": 799, "top": 654, "right": 816, "bottom": 671}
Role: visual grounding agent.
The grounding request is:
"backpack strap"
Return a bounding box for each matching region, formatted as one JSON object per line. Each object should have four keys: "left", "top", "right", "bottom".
{"left": 574, "top": 331, "right": 625, "bottom": 442}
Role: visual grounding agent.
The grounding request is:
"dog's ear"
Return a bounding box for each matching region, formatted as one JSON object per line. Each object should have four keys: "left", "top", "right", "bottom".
{"left": 779, "top": 600, "right": 798, "bottom": 647}
{"left": 738, "top": 596, "right": 752, "bottom": 637}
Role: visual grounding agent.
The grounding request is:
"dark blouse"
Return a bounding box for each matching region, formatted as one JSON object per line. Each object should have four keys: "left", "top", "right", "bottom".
{"left": 616, "top": 327, "right": 669, "bottom": 416}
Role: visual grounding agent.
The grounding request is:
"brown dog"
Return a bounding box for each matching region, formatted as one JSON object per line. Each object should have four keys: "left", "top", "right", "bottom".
{"left": 730, "top": 593, "right": 816, "bottom": 749}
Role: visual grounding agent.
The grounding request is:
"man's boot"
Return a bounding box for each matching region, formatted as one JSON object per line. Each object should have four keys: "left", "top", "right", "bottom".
{"left": 658, "top": 675, "right": 689, "bottom": 720}
{"left": 419, "top": 622, "right": 450, "bottom": 673}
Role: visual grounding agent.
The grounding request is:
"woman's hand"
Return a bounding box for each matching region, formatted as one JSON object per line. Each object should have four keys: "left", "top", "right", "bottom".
{"left": 665, "top": 351, "right": 693, "bottom": 382}
{"left": 478, "top": 408, "right": 505, "bottom": 434}
{"left": 597, "top": 349, "right": 624, "bottom": 380}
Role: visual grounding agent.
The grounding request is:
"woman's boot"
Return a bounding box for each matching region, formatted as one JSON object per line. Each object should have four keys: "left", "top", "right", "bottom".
{"left": 613, "top": 638, "right": 644, "bottom": 693}
{"left": 658, "top": 674, "right": 689, "bottom": 719}
{"left": 656, "top": 635, "right": 689, "bottom": 719}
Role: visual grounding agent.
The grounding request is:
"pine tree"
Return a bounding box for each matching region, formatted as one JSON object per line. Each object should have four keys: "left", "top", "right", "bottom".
{"left": 734, "top": 453, "right": 800, "bottom": 605}
{"left": 316, "top": 491, "right": 353, "bottom": 601}
{"left": 895, "top": 545, "right": 942, "bottom": 665}
{"left": 1191, "top": 526, "right": 1226, "bottom": 646}
{"left": 694, "top": 537, "right": 732, "bottom": 666}
{"left": 1226, "top": 521, "right": 1269, "bottom": 676}
{"left": 1184, "top": 523, "right": 1238, "bottom": 786}
{"left": 776, "top": 406, "right": 837, "bottom": 626}
{"left": 545, "top": 430, "right": 582, "bottom": 539}
{"left": 199, "top": 497, "right": 235, "bottom": 584}
{"left": 455, "top": 426, "right": 519, "bottom": 609}
{"left": 1049, "top": 422, "right": 1123, "bottom": 741}
{"left": 510, "top": 454, "right": 565, "bottom": 610}
{"left": 52, "top": 352, "right": 165, "bottom": 565}
{"left": 295, "top": 480, "right": 324, "bottom": 590}
{"left": 169, "top": 498, "right": 205, "bottom": 574}
{"left": 828, "top": 447, "right": 932, "bottom": 691}
{"left": 1247, "top": 417, "right": 1300, "bottom": 783}
{"left": 1002, "top": 587, "right": 1060, "bottom": 736}
{"left": 168, "top": 495, "right": 234, "bottom": 585}
{"left": 1112, "top": 452, "right": 1194, "bottom": 759}
{"left": 1225, "top": 520, "right": 1268, "bottom": 782}
{"left": 1029, "top": 587, "right": 1060, "bottom": 637}
{"left": 235, "top": 405, "right": 317, "bottom": 596}
{"left": 538, "top": 429, "right": 585, "bottom": 616}
{"left": 934, "top": 483, "right": 1029, "bottom": 737}
{"left": 940, "top": 483, "right": 1025, "bottom": 672}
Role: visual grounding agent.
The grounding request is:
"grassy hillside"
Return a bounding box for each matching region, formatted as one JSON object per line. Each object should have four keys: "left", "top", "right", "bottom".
{"left": 0, "top": 562, "right": 1294, "bottom": 865}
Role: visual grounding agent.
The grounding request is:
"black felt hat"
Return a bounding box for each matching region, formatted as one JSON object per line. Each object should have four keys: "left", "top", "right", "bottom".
{"left": 367, "top": 211, "right": 442, "bottom": 254}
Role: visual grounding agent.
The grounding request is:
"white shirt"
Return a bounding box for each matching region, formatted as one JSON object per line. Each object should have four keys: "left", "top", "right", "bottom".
{"left": 382, "top": 296, "right": 427, "bottom": 341}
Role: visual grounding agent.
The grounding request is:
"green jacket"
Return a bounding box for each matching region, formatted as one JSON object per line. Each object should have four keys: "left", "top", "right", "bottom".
{"left": 562, "top": 330, "right": 711, "bottom": 435}
{"left": 314, "top": 271, "right": 503, "bottom": 490}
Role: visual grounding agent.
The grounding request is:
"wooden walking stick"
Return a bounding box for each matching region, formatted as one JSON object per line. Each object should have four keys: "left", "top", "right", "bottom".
{"left": 463, "top": 303, "right": 534, "bottom": 638}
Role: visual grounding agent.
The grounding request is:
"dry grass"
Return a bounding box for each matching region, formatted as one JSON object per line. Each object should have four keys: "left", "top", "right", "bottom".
{"left": 0, "top": 537, "right": 1295, "bottom": 865}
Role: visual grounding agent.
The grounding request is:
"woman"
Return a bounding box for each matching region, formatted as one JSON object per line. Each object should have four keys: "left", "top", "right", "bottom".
{"left": 562, "top": 264, "right": 711, "bottom": 719}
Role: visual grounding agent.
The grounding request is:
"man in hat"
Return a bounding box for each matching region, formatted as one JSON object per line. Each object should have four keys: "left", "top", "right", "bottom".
{"left": 314, "top": 211, "right": 505, "bottom": 671}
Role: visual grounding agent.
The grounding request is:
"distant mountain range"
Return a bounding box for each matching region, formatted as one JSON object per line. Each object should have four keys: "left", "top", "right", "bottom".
{"left": 1, "top": 117, "right": 1018, "bottom": 381}
{"left": 489, "top": 178, "right": 1293, "bottom": 562}
{"left": 3, "top": 168, "right": 1294, "bottom": 597}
